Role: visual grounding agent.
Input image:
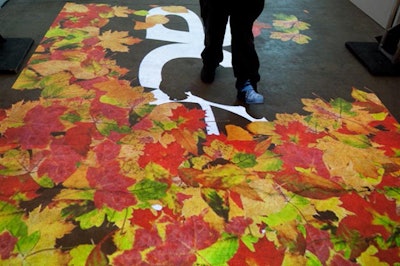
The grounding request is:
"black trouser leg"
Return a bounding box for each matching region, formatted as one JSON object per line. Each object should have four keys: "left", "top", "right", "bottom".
{"left": 230, "top": 0, "right": 264, "bottom": 90}
{"left": 200, "top": 0, "right": 229, "bottom": 68}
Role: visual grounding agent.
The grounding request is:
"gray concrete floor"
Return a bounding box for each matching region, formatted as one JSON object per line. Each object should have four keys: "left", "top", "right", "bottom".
{"left": 1, "top": 0, "right": 399, "bottom": 127}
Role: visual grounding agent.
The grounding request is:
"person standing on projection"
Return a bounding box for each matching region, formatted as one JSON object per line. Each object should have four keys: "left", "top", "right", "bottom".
{"left": 199, "top": 0, "right": 265, "bottom": 104}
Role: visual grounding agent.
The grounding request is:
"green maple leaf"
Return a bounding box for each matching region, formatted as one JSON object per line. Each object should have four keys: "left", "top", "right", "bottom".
{"left": 196, "top": 233, "right": 239, "bottom": 265}
{"left": 0, "top": 202, "right": 28, "bottom": 237}
{"left": 253, "top": 150, "right": 283, "bottom": 172}
{"left": 46, "top": 28, "right": 88, "bottom": 49}
{"left": 133, "top": 10, "right": 149, "bottom": 16}
{"left": 69, "top": 244, "right": 95, "bottom": 266}
{"left": 232, "top": 153, "right": 257, "bottom": 168}
{"left": 241, "top": 234, "right": 259, "bottom": 252}
{"left": 131, "top": 178, "right": 168, "bottom": 202}
{"left": 76, "top": 208, "right": 106, "bottom": 229}
{"left": 261, "top": 195, "right": 309, "bottom": 227}
{"left": 16, "top": 231, "right": 40, "bottom": 255}
{"left": 330, "top": 98, "right": 356, "bottom": 116}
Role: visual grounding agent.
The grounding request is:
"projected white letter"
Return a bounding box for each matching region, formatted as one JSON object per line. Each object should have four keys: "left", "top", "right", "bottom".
{"left": 139, "top": 7, "right": 266, "bottom": 135}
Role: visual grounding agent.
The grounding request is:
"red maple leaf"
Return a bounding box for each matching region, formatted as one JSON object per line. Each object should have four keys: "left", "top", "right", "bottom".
{"left": 138, "top": 142, "right": 185, "bottom": 176}
{"left": 375, "top": 247, "right": 400, "bottom": 265}
{"left": 133, "top": 228, "right": 162, "bottom": 251}
{"left": 64, "top": 122, "right": 95, "bottom": 156}
{"left": 146, "top": 242, "right": 196, "bottom": 265}
{"left": 0, "top": 232, "right": 18, "bottom": 259}
{"left": 368, "top": 113, "right": 399, "bottom": 131}
{"left": 169, "top": 105, "right": 206, "bottom": 131}
{"left": 76, "top": 76, "right": 108, "bottom": 90}
{"left": 131, "top": 117, "right": 153, "bottom": 131}
{"left": 90, "top": 97, "right": 130, "bottom": 126}
{"left": 329, "top": 253, "right": 359, "bottom": 266}
{"left": 203, "top": 134, "right": 259, "bottom": 155}
{"left": 0, "top": 174, "right": 40, "bottom": 204}
{"left": 38, "top": 139, "right": 83, "bottom": 184}
{"left": 93, "top": 190, "right": 137, "bottom": 211}
{"left": 274, "top": 142, "right": 331, "bottom": 178}
{"left": 0, "top": 136, "right": 19, "bottom": 153}
{"left": 130, "top": 209, "right": 160, "bottom": 231}
{"left": 146, "top": 215, "right": 219, "bottom": 264}
{"left": 0, "top": 109, "right": 6, "bottom": 121}
{"left": 371, "top": 130, "right": 400, "bottom": 156}
{"left": 113, "top": 249, "right": 144, "bottom": 266}
{"left": 93, "top": 139, "right": 121, "bottom": 164}
{"left": 54, "top": 4, "right": 112, "bottom": 28}
{"left": 338, "top": 191, "right": 398, "bottom": 245}
{"left": 225, "top": 216, "right": 253, "bottom": 236}
{"left": 5, "top": 105, "right": 67, "bottom": 149}
{"left": 229, "top": 236, "right": 284, "bottom": 265}
{"left": 87, "top": 162, "right": 136, "bottom": 210}
{"left": 305, "top": 224, "right": 332, "bottom": 264}
{"left": 274, "top": 121, "right": 326, "bottom": 146}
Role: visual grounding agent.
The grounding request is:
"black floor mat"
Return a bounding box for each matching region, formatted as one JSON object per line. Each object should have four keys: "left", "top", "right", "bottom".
{"left": 0, "top": 37, "right": 33, "bottom": 73}
{"left": 345, "top": 41, "right": 400, "bottom": 76}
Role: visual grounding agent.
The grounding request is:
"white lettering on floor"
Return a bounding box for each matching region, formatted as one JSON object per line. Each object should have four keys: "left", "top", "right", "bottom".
{"left": 139, "top": 7, "right": 267, "bottom": 135}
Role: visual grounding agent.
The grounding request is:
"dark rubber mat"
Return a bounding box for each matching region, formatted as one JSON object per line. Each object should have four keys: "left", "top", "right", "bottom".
{"left": 346, "top": 41, "right": 400, "bottom": 76}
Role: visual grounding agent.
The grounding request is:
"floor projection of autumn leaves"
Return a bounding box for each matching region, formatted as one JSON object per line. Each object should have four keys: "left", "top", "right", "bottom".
{"left": 0, "top": 3, "right": 399, "bottom": 266}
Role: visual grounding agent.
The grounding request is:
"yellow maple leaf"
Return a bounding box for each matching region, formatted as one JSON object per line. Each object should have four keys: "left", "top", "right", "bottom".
{"left": 310, "top": 197, "right": 353, "bottom": 224}
{"left": 180, "top": 187, "right": 225, "bottom": 231}
{"left": 0, "top": 101, "right": 39, "bottom": 133}
{"left": 317, "top": 136, "right": 393, "bottom": 189}
{"left": 3, "top": 249, "right": 71, "bottom": 266}
{"left": 356, "top": 245, "right": 389, "bottom": 265}
{"left": 247, "top": 121, "right": 275, "bottom": 135}
{"left": 161, "top": 6, "right": 188, "bottom": 13}
{"left": 98, "top": 30, "right": 141, "bottom": 52}
{"left": 226, "top": 124, "right": 253, "bottom": 141}
{"left": 64, "top": 2, "right": 89, "bottom": 13}
{"left": 241, "top": 178, "right": 288, "bottom": 237}
{"left": 134, "top": 20, "right": 155, "bottom": 30}
{"left": 0, "top": 149, "right": 31, "bottom": 175}
{"left": 134, "top": 14, "right": 170, "bottom": 30}
{"left": 112, "top": 6, "right": 133, "bottom": 17}
{"left": 40, "top": 72, "right": 95, "bottom": 99}
{"left": 30, "top": 60, "right": 81, "bottom": 77}
{"left": 12, "top": 68, "right": 41, "bottom": 90}
{"left": 62, "top": 165, "right": 91, "bottom": 189}
{"left": 282, "top": 252, "right": 308, "bottom": 266}
{"left": 203, "top": 139, "right": 236, "bottom": 161}
{"left": 24, "top": 204, "right": 75, "bottom": 252}
{"left": 94, "top": 79, "right": 153, "bottom": 107}
{"left": 146, "top": 14, "right": 169, "bottom": 25}
{"left": 351, "top": 87, "right": 384, "bottom": 106}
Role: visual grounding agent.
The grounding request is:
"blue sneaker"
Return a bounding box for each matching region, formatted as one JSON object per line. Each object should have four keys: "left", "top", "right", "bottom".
{"left": 237, "top": 81, "right": 264, "bottom": 104}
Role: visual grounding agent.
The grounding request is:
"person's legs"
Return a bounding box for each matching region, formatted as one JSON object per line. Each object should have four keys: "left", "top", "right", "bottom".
{"left": 200, "top": 0, "right": 229, "bottom": 83}
{"left": 230, "top": 0, "right": 264, "bottom": 103}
